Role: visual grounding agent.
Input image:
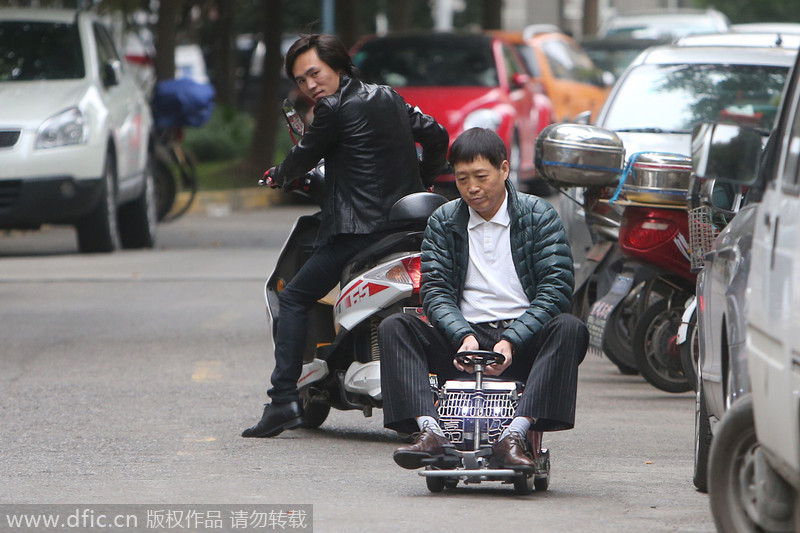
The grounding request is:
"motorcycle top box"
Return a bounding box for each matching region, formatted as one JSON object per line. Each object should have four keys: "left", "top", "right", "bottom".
{"left": 535, "top": 123, "right": 625, "bottom": 187}
{"left": 621, "top": 152, "right": 692, "bottom": 206}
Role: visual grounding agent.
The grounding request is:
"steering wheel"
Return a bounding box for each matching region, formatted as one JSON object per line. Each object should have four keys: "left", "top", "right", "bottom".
{"left": 454, "top": 350, "right": 505, "bottom": 367}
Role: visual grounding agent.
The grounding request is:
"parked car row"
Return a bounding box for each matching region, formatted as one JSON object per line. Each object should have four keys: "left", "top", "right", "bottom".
{"left": 351, "top": 26, "right": 614, "bottom": 194}
{"left": 534, "top": 26, "right": 800, "bottom": 530}
{"left": 689, "top": 45, "right": 800, "bottom": 529}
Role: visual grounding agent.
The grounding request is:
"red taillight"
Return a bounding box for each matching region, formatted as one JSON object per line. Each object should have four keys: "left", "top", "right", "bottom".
{"left": 401, "top": 256, "right": 422, "bottom": 294}
{"left": 623, "top": 219, "right": 678, "bottom": 250}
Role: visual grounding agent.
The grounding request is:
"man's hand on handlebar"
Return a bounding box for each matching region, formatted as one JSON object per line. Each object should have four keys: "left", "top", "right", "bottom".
{"left": 261, "top": 167, "right": 280, "bottom": 189}
{"left": 486, "top": 340, "right": 513, "bottom": 376}
{"left": 454, "top": 335, "right": 480, "bottom": 373}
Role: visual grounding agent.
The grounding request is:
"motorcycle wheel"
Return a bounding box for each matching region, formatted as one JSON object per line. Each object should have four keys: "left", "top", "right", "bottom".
{"left": 602, "top": 303, "right": 640, "bottom": 375}
{"left": 632, "top": 299, "right": 692, "bottom": 393}
{"left": 680, "top": 309, "right": 699, "bottom": 392}
{"left": 299, "top": 400, "right": 330, "bottom": 429}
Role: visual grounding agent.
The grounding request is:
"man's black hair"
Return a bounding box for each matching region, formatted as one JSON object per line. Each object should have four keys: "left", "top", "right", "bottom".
{"left": 448, "top": 127, "right": 507, "bottom": 170}
{"left": 284, "top": 34, "right": 357, "bottom": 81}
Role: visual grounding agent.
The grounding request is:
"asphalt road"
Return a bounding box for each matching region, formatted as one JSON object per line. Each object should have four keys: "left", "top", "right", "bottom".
{"left": 0, "top": 203, "right": 714, "bottom": 533}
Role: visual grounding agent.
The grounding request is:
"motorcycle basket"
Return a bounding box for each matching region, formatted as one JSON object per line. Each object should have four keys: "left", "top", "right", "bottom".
{"left": 688, "top": 205, "right": 719, "bottom": 272}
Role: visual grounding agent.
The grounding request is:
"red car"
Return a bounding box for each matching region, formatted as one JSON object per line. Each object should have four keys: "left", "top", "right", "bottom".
{"left": 352, "top": 32, "right": 554, "bottom": 192}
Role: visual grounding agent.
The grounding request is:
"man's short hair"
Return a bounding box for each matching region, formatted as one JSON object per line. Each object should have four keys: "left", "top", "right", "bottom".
{"left": 284, "top": 34, "right": 357, "bottom": 81}
{"left": 448, "top": 128, "right": 507, "bottom": 169}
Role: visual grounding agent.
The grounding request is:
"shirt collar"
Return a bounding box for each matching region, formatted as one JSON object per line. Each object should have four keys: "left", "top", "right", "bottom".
{"left": 467, "top": 191, "right": 510, "bottom": 229}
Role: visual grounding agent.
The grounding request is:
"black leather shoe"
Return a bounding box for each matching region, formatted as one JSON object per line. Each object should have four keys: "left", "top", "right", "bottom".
{"left": 492, "top": 432, "right": 536, "bottom": 472}
{"left": 241, "top": 401, "right": 303, "bottom": 438}
{"left": 393, "top": 429, "right": 451, "bottom": 469}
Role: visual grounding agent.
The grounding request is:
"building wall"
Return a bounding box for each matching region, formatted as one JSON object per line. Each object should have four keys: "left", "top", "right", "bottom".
{"left": 501, "top": 0, "right": 695, "bottom": 37}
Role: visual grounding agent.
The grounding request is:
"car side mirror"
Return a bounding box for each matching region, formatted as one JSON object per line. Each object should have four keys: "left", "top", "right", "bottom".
{"left": 511, "top": 72, "right": 530, "bottom": 90}
{"left": 691, "top": 122, "right": 763, "bottom": 186}
{"left": 101, "top": 60, "right": 122, "bottom": 88}
{"left": 571, "top": 111, "right": 592, "bottom": 125}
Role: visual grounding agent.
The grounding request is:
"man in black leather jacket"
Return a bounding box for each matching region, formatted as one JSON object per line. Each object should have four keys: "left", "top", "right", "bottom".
{"left": 242, "top": 34, "right": 449, "bottom": 438}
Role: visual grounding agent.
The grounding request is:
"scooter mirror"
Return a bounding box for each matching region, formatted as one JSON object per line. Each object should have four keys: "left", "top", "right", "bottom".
{"left": 282, "top": 99, "right": 306, "bottom": 138}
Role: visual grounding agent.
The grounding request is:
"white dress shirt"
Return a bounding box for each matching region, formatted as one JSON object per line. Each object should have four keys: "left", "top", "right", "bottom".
{"left": 460, "top": 192, "right": 530, "bottom": 323}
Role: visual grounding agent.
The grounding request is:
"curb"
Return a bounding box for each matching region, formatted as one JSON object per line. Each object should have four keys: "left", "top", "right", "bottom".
{"left": 173, "top": 187, "right": 288, "bottom": 217}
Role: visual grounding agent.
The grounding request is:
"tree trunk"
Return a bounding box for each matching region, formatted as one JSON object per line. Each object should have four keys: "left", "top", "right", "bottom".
{"left": 213, "top": 0, "right": 237, "bottom": 107}
{"left": 388, "top": 1, "right": 413, "bottom": 32}
{"left": 583, "top": 0, "right": 599, "bottom": 38}
{"left": 155, "top": 0, "right": 182, "bottom": 82}
{"left": 248, "top": 0, "right": 284, "bottom": 171}
{"left": 482, "top": 0, "right": 502, "bottom": 30}
{"left": 336, "top": 0, "right": 359, "bottom": 49}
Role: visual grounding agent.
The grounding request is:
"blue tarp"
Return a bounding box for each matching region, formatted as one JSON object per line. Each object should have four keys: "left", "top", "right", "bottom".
{"left": 151, "top": 78, "right": 215, "bottom": 129}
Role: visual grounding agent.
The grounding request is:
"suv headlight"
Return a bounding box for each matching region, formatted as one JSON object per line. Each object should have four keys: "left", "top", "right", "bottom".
{"left": 463, "top": 109, "right": 502, "bottom": 132}
{"left": 35, "top": 107, "right": 89, "bottom": 149}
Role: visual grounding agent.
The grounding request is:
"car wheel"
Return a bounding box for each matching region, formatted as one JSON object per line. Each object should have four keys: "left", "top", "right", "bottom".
{"left": 706, "top": 396, "right": 793, "bottom": 532}
{"left": 632, "top": 299, "right": 692, "bottom": 393}
{"left": 76, "top": 151, "right": 120, "bottom": 253}
{"left": 708, "top": 396, "right": 758, "bottom": 532}
{"left": 693, "top": 378, "right": 712, "bottom": 493}
{"left": 118, "top": 158, "right": 158, "bottom": 249}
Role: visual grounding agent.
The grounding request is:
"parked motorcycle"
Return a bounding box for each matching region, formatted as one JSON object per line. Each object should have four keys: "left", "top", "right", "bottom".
{"left": 537, "top": 124, "right": 694, "bottom": 392}
{"left": 261, "top": 101, "right": 447, "bottom": 429}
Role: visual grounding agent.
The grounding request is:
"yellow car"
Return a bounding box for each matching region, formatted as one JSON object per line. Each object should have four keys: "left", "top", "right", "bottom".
{"left": 493, "top": 26, "right": 611, "bottom": 123}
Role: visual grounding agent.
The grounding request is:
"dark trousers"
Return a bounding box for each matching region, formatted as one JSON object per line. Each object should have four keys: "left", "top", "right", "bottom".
{"left": 379, "top": 312, "right": 589, "bottom": 435}
{"left": 268, "top": 232, "right": 385, "bottom": 403}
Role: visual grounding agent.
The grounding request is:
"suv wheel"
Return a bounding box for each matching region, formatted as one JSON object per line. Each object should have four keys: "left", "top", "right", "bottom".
{"left": 119, "top": 158, "right": 158, "bottom": 249}
{"left": 76, "top": 151, "right": 120, "bottom": 253}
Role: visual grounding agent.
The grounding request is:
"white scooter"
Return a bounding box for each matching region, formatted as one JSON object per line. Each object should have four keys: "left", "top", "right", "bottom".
{"left": 262, "top": 101, "right": 447, "bottom": 429}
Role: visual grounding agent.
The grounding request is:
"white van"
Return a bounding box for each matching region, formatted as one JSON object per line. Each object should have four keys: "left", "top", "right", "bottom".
{"left": 692, "top": 50, "right": 800, "bottom": 531}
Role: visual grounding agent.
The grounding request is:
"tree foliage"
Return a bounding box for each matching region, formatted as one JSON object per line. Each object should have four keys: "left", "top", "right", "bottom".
{"left": 693, "top": 0, "right": 800, "bottom": 24}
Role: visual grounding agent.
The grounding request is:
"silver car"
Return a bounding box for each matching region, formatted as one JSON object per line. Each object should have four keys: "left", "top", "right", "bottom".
{"left": 685, "top": 33, "right": 800, "bottom": 494}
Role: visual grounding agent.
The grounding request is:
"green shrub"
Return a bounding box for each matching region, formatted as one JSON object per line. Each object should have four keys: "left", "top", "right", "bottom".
{"left": 183, "top": 106, "right": 255, "bottom": 162}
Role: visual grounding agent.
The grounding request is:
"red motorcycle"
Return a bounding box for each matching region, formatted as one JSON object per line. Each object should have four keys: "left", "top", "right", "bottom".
{"left": 589, "top": 153, "right": 695, "bottom": 393}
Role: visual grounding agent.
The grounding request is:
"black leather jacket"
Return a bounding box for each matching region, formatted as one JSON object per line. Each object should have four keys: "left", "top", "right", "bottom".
{"left": 273, "top": 76, "right": 449, "bottom": 244}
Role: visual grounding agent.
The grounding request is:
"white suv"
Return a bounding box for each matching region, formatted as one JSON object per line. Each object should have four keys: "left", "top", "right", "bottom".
{"left": 0, "top": 8, "right": 156, "bottom": 253}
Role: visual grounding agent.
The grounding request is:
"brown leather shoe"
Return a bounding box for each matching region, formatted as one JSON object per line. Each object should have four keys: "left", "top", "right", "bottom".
{"left": 492, "top": 432, "right": 536, "bottom": 472}
{"left": 393, "top": 429, "right": 451, "bottom": 469}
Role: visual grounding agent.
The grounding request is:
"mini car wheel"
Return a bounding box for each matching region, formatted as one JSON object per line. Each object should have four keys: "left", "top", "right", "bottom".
{"left": 426, "top": 476, "right": 446, "bottom": 493}
{"left": 514, "top": 473, "right": 534, "bottom": 495}
{"left": 533, "top": 473, "right": 549, "bottom": 492}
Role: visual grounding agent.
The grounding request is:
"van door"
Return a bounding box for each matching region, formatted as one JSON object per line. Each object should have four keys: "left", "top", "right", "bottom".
{"left": 747, "top": 65, "right": 800, "bottom": 473}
